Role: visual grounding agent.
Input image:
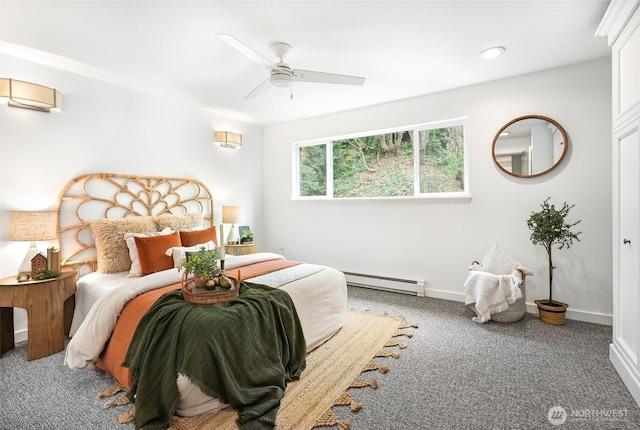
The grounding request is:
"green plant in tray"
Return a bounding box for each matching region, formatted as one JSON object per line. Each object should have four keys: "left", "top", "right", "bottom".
{"left": 179, "top": 246, "right": 221, "bottom": 279}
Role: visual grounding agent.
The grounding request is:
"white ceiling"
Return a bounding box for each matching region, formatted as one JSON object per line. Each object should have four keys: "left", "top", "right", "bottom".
{"left": 0, "top": 1, "right": 611, "bottom": 126}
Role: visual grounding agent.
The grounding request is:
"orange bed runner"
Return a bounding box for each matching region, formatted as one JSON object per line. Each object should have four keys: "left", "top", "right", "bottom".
{"left": 95, "top": 259, "right": 301, "bottom": 389}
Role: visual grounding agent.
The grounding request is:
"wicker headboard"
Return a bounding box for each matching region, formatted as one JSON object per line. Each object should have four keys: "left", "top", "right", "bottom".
{"left": 56, "top": 173, "right": 214, "bottom": 275}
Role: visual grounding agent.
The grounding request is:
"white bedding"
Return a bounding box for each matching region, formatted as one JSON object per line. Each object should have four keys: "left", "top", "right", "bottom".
{"left": 65, "top": 252, "right": 347, "bottom": 417}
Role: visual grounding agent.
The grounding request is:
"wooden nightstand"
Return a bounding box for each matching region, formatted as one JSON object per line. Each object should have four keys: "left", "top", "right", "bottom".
{"left": 0, "top": 270, "right": 76, "bottom": 360}
{"left": 225, "top": 242, "right": 257, "bottom": 256}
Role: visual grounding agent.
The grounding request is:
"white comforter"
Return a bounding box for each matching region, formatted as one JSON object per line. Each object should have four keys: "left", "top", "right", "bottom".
{"left": 64, "top": 253, "right": 347, "bottom": 416}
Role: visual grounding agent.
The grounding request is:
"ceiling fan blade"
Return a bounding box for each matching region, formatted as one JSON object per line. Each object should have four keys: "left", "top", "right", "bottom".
{"left": 244, "top": 78, "right": 272, "bottom": 99}
{"left": 217, "top": 34, "right": 274, "bottom": 70}
{"left": 293, "top": 69, "right": 365, "bottom": 86}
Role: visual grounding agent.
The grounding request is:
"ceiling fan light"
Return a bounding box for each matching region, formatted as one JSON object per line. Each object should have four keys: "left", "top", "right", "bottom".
{"left": 270, "top": 72, "right": 292, "bottom": 88}
{"left": 479, "top": 46, "right": 505, "bottom": 60}
{"left": 219, "top": 35, "right": 367, "bottom": 98}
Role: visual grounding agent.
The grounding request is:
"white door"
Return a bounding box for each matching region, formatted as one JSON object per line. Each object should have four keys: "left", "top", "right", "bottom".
{"left": 618, "top": 122, "right": 640, "bottom": 365}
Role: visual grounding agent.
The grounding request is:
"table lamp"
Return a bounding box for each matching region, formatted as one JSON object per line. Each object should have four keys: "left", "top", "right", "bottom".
{"left": 222, "top": 206, "right": 240, "bottom": 245}
{"left": 9, "top": 211, "right": 57, "bottom": 274}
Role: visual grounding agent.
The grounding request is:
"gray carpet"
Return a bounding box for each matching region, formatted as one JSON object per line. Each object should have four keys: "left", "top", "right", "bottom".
{"left": 1, "top": 285, "right": 639, "bottom": 429}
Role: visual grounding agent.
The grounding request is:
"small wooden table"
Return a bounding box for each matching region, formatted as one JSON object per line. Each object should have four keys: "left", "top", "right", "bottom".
{"left": 225, "top": 242, "right": 257, "bottom": 256}
{"left": 0, "top": 270, "right": 76, "bottom": 360}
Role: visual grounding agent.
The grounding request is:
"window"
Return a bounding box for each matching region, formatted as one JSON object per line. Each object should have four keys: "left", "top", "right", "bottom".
{"left": 294, "top": 118, "right": 468, "bottom": 199}
{"left": 298, "top": 143, "right": 327, "bottom": 197}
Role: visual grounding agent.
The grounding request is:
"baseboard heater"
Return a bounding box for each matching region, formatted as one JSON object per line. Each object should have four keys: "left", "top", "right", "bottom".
{"left": 343, "top": 272, "right": 425, "bottom": 297}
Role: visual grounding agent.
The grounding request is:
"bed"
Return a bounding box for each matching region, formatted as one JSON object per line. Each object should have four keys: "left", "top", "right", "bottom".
{"left": 59, "top": 173, "right": 347, "bottom": 426}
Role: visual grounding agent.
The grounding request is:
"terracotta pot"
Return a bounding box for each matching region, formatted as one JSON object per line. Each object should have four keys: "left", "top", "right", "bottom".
{"left": 193, "top": 274, "right": 209, "bottom": 288}
{"left": 535, "top": 299, "right": 568, "bottom": 325}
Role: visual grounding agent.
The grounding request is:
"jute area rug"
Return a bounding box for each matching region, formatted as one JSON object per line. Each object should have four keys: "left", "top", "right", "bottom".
{"left": 169, "top": 309, "right": 417, "bottom": 430}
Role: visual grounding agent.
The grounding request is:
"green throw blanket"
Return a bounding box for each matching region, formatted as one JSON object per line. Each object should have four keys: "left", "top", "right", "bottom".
{"left": 122, "top": 282, "right": 307, "bottom": 430}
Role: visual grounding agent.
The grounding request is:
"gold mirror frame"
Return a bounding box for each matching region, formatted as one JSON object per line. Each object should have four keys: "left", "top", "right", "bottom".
{"left": 492, "top": 115, "right": 568, "bottom": 178}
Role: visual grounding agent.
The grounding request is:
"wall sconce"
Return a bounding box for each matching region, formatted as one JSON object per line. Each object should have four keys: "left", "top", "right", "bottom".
{"left": 0, "top": 78, "right": 62, "bottom": 112}
{"left": 222, "top": 205, "right": 241, "bottom": 244}
{"left": 215, "top": 131, "right": 242, "bottom": 149}
{"left": 9, "top": 211, "right": 57, "bottom": 274}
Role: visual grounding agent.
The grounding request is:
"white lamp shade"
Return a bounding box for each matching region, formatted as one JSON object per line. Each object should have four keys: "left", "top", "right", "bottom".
{"left": 0, "top": 78, "right": 62, "bottom": 112}
{"left": 9, "top": 211, "right": 57, "bottom": 241}
{"left": 215, "top": 131, "right": 242, "bottom": 148}
{"left": 222, "top": 206, "right": 240, "bottom": 244}
{"left": 222, "top": 206, "right": 240, "bottom": 224}
{"left": 9, "top": 211, "right": 57, "bottom": 274}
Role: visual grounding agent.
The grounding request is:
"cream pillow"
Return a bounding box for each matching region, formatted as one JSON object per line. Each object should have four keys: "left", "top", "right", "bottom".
{"left": 481, "top": 243, "right": 532, "bottom": 275}
{"left": 91, "top": 216, "right": 157, "bottom": 274}
{"left": 153, "top": 213, "right": 203, "bottom": 231}
{"left": 126, "top": 227, "right": 173, "bottom": 277}
{"left": 166, "top": 240, "right": 217, "bottom": 268}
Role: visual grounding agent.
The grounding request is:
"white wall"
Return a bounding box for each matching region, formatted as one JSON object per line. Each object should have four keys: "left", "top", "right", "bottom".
{"left": 0, "top": 55, "right": 263, "bottom": 339}
{"left": 262, "top": 57, "right": 613, "bottom": 324}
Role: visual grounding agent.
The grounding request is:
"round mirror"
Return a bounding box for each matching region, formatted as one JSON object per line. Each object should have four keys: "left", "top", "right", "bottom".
{"left": 492, "top": 115, "right": 568, "bottom": 178}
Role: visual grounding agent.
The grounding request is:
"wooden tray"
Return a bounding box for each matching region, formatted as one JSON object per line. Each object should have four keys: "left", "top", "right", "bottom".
{"left": 181, "top": 272, "right": 239, "bottom": 306}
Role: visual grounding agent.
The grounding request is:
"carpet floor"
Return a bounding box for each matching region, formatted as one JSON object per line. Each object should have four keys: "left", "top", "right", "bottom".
{"left": 1, "top": 285, "right": 640, "bottom": 429}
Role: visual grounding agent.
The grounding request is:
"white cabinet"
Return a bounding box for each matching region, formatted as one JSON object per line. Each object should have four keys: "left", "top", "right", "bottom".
{"left": 613, "top": 120, "right": 640, "bottom": 398}
{"left": 598, "top": 0, "right": 640, "bottom": 407}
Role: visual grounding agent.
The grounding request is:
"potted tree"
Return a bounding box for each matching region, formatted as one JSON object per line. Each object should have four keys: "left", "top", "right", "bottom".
{"left": 179, "top": 246, "right": 221, "bottom": 289}
{"left": 527, "top": 197, "right": 582, "bottom": 325}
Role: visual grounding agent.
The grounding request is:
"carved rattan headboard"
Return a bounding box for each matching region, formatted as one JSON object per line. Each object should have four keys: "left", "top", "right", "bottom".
{"left": 57, "top": 173, "right": 214, "bottom": 274}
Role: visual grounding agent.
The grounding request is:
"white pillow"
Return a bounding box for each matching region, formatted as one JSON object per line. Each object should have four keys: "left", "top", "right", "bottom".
{"left": 125, "top": 227, "right": 173, "bottom": 277}
{"left": 481, "top": 243, "right": 532, "bottom": 276}
{"left": 165, "top": 240, "right": 217, "bottom": 268}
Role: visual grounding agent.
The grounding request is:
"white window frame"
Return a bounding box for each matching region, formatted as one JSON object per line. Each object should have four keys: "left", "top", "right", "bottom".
{"left": 292, "top": 117, "right": 470, "bottom": 201}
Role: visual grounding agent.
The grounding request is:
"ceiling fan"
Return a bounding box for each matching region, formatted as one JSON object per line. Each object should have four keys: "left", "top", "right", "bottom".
{"left": 217, "top": 34, "right": 366, "bottom": 99}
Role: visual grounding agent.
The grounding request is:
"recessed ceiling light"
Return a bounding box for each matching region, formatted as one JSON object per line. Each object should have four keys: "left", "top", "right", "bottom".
{"left": 479, "top": 46, "right": 505, "bottom": 60}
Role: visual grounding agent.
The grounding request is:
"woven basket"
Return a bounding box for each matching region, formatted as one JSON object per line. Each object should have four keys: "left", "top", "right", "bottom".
{"left": 535, "top": 299, "right": 568, "bottom": 325}
{"left": 491, "top": 283, "right": 526, "bottom": 323}
{"left": 181, "top": 272, "right": 238, "bottom": 306}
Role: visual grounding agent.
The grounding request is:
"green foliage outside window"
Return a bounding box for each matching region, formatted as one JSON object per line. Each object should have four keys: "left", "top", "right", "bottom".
{"left": 419, "top": 125, "right": 464, "bottom": 193}
{"left": 333, "top": 132, "right": 414, "bottom": 198}
{"left": 299, "top": 144, "right": 327, "bottom": 196}
{"left": 295, "top": 120, "right": 466, "bottom": 198}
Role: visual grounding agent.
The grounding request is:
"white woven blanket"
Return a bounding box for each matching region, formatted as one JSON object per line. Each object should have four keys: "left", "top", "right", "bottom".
{"left": 464, "top": 270, "right": 523, "bottom": 323}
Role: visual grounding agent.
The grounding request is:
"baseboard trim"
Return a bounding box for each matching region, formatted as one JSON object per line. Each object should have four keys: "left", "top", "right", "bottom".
{"left": 423, "top": 288, "right": 612, "bottom": 325}
{"left": 563, "top": 306, "right": 612, "bottom": 326}
{"left": 14, "top": 328, "right": 27, "bottom": 344}
{"left": 610, "top": 343, "right": 640, "bottom": 407}
{"left": 423, "top": 289, "right": 465, "bottom": 302}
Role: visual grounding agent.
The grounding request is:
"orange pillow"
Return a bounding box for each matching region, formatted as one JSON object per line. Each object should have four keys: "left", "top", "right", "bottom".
{"left": 133, "top": 232, "right": 181, "bottom": 276}
{"left": 180, "top": 226, "right": 218, "bottom": 247}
